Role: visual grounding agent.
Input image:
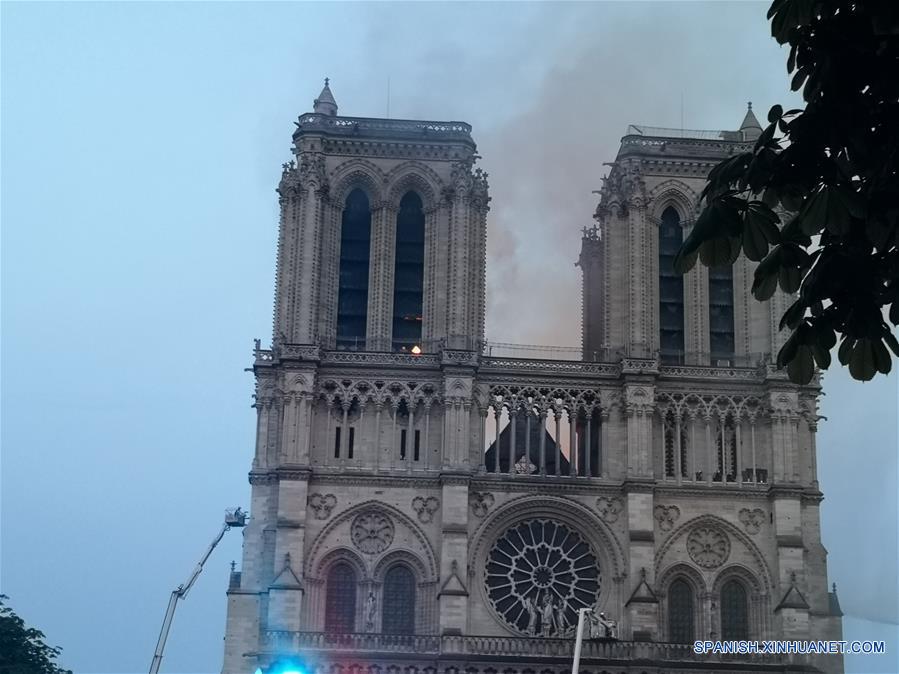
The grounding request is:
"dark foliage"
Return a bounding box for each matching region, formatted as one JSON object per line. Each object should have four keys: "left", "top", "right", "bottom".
{"left": 0, "top": 595, "right": 72, "bottom": 674}
{"left": 675, "top": 0, "right": 899, "bottom": 383}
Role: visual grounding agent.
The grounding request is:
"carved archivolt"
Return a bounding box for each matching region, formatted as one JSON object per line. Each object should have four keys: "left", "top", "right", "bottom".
{"left": 385, "top": 161, "right": 443, "bottom": 210}
{"left": 306, "top": 500, "right": 439, "bottom": 581}
{"left": 329, "top": 159, "right": 387, "bottom": 205}
{"left": 655, "top": 514, "right": 773, "bottom": 594}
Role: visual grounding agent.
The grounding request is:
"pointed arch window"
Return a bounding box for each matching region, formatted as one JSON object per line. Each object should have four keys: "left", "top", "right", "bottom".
{"left": 324, "top": 562, "right": 357, "bottom": 633}
{"left": 392, "top": 191, "right": 425, "bottom": 352}
{"left": 668, "top": 578, "right": 695, "bottom": 643}
{"left": 382, "top": 564, "right": 416, "bottom": 634}
{"left": 720, "top": 579, "right": 749, "bottom": 639}
{"left": 709, "top": 263, "right": 735, "bottom": 363}
{"left": 337, "top": 189, "right": 372, "bottom": 351}
{"left": 659, "top": 207, "right": 685, "bottom": 364}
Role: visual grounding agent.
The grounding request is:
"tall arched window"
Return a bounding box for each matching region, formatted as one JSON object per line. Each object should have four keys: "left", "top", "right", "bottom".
{"left": 668, "top": 578, "right": 694, "bottom": 643}
{"left": 659, "top": 207, "right": 685, "bottom": 364}
{"left": 720, "top": 579, "right": 749, "bottom": 640}
{"left": 709, "top": 264, "right": 735, "bottom": 363}
{"left": 324, "top": 562, "right": 357, "bottom": 633}
{"left": 337, "top": 189, "right": 372, "bottom": 351}
{"left": 392, "top": 191, "right": 425, "bottom": 352}
{"left": 382, "top": 564, "right": 416, "bottom": 634}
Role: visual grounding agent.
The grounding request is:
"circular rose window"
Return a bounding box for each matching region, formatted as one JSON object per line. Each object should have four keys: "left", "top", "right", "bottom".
{"left": 485, "top": 519, "right": 601, "bottom": 636}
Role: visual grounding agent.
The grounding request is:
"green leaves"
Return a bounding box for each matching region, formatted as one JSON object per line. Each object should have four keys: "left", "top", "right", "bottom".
{"left": 800, "top": 185, "right": 861, "bottom": 236}
{"left": 672, "top": 0, "right": 898, "bottom": 384}
{"left": 838, "top": 336, "right": 893, "bottom": 381}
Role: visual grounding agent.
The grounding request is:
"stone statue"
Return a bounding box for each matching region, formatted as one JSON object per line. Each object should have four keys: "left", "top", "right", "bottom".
{"left": 555, "top": 598, "right": 569, "bottom": 634}
{"left": 365, "top": 591, "right": 376, "bottom": 631}
{"left": 597, "top": 611, "right": 619, "bottom": 639}
{"left": 522, "top": 594, "right": 538, "bottom": 635}
{"left": 540, "top": 592, "right": 556, "bottom": 635}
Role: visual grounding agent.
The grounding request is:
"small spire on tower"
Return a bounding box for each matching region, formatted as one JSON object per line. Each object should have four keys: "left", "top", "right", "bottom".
{"left": 739, "top": 101, "right": 762, "bottom": 141}
{"left": 313, "top": 77, "right": 338, "bottom": 116}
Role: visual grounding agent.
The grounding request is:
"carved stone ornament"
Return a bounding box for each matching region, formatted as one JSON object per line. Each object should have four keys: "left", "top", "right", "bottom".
{"left": 350, "top": 511, "right": 395, "bottom": 554}
{"left": 653, "top": 505, "right": 681, "bottom": 532}
{"left": 739, "top": 508, "right": 766, "bottom": 535}
{"left": 596, "top": 496, "right": 624, "bottom": 523}
{"left": 412, "top": 496, "right": 440, "bottom": 523}
{"left": 309, "top": 493, "right": 337, "bottom": 520}
{"left": 469, "top": 491, "right": 495, "bottom": 518}
{"left": 686, "top": 526, "right": 730, "bottom": 569}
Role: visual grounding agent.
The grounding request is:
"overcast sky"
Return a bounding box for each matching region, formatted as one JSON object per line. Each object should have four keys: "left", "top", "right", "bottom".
{"left": 2, "top": 2, "right": 896, "bottom": 674}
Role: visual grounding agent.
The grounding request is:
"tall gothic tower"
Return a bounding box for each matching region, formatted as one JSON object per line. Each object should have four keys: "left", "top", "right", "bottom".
{"left": 222, "top": 89, "right": 842, "bottom": 674}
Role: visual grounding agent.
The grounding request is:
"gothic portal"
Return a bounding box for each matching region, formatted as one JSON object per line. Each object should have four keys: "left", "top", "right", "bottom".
{"left": 222, "top": 84, "right": 843, "bottom": 674}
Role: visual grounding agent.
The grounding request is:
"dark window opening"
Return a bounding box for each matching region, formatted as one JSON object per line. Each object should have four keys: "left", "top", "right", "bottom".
{"left": 668, "top": 579, "right": 694, "bottom": 643}
{"left": 575, "top": 409, "right": 602, "bottom": 477}
{"left": 659, "top": 207, "right": 685, "bottom": 364}
{"left": 337, "top": 189, "right": 372, "bottom": 351}
{"left": 721, "top": 580, "right": 749, "bottom": 640}
{"left": 392, "top": 192, "right": 425, "bottom": 352}
{"left": 382, "top": 565, "right": 416, "bottom": 634}
{"left": 400, "top": 429, "right": 407, "bottom": 460}
{"left": 348, "top": 427, "right": 355, "bottom": 459}
{"left": 709, "top": 263, "right": 735, "bottom": 362}
{"left": 334, "top": 427, "right": 341, "bottom": 459}
{"left": 413, "top": 429, "right": 421, "bottom": 461}
{"left": 325, "top": 563, "right": 357, "bottom": 633}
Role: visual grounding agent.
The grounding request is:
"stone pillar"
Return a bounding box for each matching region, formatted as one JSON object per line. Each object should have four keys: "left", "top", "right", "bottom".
{"left": 437, "top": 476, "right": 470, "bottom": 634}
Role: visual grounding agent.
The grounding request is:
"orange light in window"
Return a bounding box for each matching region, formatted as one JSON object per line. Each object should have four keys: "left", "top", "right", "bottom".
{"left": 411, "top": 345, "right": 422, "bottom": 355}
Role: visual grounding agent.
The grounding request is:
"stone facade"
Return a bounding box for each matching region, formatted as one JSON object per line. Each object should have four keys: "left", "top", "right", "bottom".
{"left": 222, "top": 86, "right": 843, "bottom": 674}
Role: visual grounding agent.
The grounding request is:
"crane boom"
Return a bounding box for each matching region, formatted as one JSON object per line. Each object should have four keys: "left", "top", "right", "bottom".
{"left": 149, "top": 508, "right": 246, "bottom": 674}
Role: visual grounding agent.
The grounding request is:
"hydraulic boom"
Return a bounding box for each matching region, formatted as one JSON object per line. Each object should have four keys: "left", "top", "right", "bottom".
{"left": 149, "top": 508, "right": 247, "bottom": 674}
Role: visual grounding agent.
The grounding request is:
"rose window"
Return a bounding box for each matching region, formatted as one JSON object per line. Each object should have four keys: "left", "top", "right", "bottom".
{"left": 686, "top": 526, "right": 730, "bottom": 569}
{"left": 350, "top": 511, "right": 395, "bottom": 554}
{"left": 485, "top": 519, "right": 601, "bottom": 636}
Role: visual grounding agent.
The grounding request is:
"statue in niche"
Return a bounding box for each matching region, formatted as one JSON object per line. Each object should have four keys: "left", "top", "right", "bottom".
{"left": 522, "top": 594, "right": 539, "bottom": 635}
{"left": 364, "top": 591, "right": 376, "bottom": 631}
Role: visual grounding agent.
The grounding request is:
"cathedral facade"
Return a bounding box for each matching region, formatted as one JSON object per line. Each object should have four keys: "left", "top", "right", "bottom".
{"left": 222, "top": 83, "right": 843, "bottom": 674}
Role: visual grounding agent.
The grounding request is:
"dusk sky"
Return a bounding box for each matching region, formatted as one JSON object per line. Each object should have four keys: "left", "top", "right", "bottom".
{"left": 2, "top": 2, "right": 896, "bottom": 674}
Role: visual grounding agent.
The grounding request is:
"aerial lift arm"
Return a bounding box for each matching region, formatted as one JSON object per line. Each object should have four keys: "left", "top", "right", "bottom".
{"left": 149, "top": 508, "right": 247, "bottom": 674}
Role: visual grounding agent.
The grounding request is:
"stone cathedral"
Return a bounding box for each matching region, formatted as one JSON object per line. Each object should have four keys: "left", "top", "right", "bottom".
{"left": 222, "top": 82, "right": 844, "bottom": 674}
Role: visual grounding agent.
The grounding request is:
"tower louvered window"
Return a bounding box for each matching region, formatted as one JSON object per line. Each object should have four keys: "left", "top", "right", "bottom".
{"left": 720, "top": 579, "right": 749, "bottom": 639}
{"left": 337, "top": 189, "right": 372, "bottom": 350}
{"left": 659, "top": 207, "right": 685, "bottom": 364}
{"left": 325, "top": 562, "right": 357, "bottom": 633}
{"left": 709, "top": 264, "right": 735, "bottom": 363}
{"left": 668, "top": 578, "right": 694, "bottom": 643}
{"left": 382, "top": 565, "right": 416, "bottom": 634}
{"left": 392, "top": 191, "right": 425, "bottom": 352}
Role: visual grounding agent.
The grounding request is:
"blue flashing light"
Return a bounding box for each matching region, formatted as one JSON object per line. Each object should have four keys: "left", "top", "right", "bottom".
{"left": 268, "top": 659, "right": 308, "bottom": 674}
